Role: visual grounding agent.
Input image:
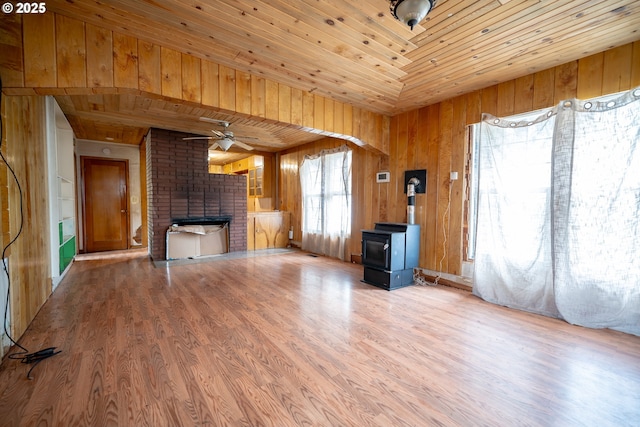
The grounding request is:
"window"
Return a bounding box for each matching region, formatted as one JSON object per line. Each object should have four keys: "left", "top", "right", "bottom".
{"left": 299, "top": 146, "right": 352, "bottom": 260}
{"left": 470, "top": 87, "right": 640, "bottom": 335}
{"left": 465, "top": 108, "right": 553, "bottom": 261}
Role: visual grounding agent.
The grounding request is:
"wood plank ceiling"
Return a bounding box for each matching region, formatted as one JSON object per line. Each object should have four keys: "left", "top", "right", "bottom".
{"left": 44, "top": 0, "right": 640, "bottom": 155}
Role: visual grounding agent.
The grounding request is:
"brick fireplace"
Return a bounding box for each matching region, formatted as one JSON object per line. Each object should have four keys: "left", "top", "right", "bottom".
{"left": 146, "top": 128, "right": 247, "bottom": 260}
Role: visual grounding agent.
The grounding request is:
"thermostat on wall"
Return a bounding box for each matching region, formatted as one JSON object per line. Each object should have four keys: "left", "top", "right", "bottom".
{"left": 376, "top": 171, "right": 390, "bottom": 183}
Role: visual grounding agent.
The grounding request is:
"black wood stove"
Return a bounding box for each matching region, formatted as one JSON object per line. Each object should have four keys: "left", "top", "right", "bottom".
{"left": 361, "top": 222, "right": 420, "bottom": 290}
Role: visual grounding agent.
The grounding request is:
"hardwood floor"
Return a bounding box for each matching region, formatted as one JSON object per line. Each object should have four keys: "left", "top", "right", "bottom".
{"left": 1, "top": 250, "right": 639, "bottom": 426}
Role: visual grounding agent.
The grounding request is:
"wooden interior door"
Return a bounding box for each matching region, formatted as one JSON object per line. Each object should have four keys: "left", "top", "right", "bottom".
{"left": 82, "top": 157, "right": 129, "bottom": 252}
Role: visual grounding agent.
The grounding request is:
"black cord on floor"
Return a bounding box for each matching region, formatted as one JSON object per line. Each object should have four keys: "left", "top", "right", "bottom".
{"left": 8, "top": 347, "right": 62, "bottom": 380}
{"left": 0, "top": 75, "right": 61, "bottom": 379}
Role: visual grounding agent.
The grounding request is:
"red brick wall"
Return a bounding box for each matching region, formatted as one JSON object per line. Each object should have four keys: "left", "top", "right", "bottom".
{"left": 147, "top": 129, "right": 247, "bottom": 260}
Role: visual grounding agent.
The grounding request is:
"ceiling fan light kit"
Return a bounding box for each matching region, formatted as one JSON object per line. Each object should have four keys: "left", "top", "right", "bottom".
{"left": 184, "top": 117, "right": 255, "bottom": 151}
{"left": 390, "top": 0, "right": 437, "bottom": 30}
{"left": 217, "top": 138, "right": 234, "bottom": 151}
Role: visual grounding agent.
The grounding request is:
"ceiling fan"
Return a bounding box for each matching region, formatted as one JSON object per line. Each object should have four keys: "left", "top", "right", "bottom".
{"left": 183, "top": 117, "right": 256, "bottom": 151}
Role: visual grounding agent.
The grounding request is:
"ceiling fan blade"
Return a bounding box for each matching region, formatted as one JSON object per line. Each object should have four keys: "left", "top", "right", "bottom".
{"left": 235, "top": 135, "right": 260, "bottom": 141}
{"left": 233, "top": 140, "right": 254, "bottom": 151}
{"left": 199, "top": 117, "right": 229, "bottom": 127}
{"left": 183, "top": 136, "right": 213, "bottom": 140}
{"left": 211, "top": 130, "right": 226, "bottom": 138}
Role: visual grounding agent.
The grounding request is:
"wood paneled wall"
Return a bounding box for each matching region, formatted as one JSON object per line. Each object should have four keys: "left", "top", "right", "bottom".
{"left": 0, "top": 13, "right": 389, "bottom": 154}
{"left": 0, "top": 95, "right": 52, "bottom": 342}
{"left": 388, "top": 41, "right": 640, "bottom": 276}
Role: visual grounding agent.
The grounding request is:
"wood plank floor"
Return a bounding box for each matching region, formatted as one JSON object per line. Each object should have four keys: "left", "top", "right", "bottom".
{"left": 1, "top": 250, "right": 639, "bottom": 426}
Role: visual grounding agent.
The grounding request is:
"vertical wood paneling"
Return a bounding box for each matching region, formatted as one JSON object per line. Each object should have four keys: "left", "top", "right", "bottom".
{"left": 532, "top": 68, "right": 555, "bottom": 110}
{"left": 265, "top": 80, "right": 279, "bottom": 121}
{"left": 0, "top": 14, "right": 24, "bottom": 88}
{"left": 413, "top": 107, "right": 428, "bottom": 264}
{"left": 465, "top": 91, "right": 482, "bottom": 125}
{"left": 302, "top": 91, "right": 314, "bottom": 129}
{"left": 602, "top": 44, "right": 633, "bottom": 95}
{"left": 160, "top": 47, "right": 182, "bottom": 99}
{"left": 218, "top": 65, "right": 237, "bottom": 111}
{"left": 424, "top": 104, "right": 440, "bottom": 270}
{"left": 290, "top": 88, "right": 303, "bottom": 126}
{"left": 361, "top": 143, "right": 374, "bottom": 237}
{"left": 23, "top": 14, "right": 56, "bottom": 87}
{"left": 278, "top": 84, "right": 292, "bottom": 124}
{"left": 395, "top": 112, "right": 408, "bottom": 222}
{"left": 577, "top": 52, "right": 604, "bottom": 99}
{"left": 496, "top": 80, "right": 515, "bottom": 117}
{"left": 448, "top": 96, "right": 467, "bottom": 275}
{"left": 513, "top": 75, "right": 534, "bottom": 114}
{"left": 351, "top": 107, "right": 362, "bottom": 151}
{"left": 632, "top": 41, "right": 640, "bottom": 87}
{"left": 323, "top": 99, "right": 334, "bottom": 133}
{"left": 343, "top": 104, "right": 353, "bottom": 139}
{"left": 250, "top": 75, "right": 266, "bottom": 118}
{"left": 333, "top": 101, "right": 344, "bottom": 135}
{"left": 113, "top": 32, "right": 138, "bottom": 89}
{"left": 554, "top": 61, "right": 578, "bottom": 103}
{"left": 378, "top": 152, "right": 389, "bottom": 222}
{"left": 138, "top": 41, "right": 161, "bottom": 94}
{"left": 86, "top": 24, "right": 113, "bottom": 88}
{"left": 387, "top": 112, "right": 399, "bottom": 228}
{"left": 355, "top": 149, "right": 365, "bottom": 235}
{"left": 2, "top": 96, "right": 51, "bottom": 340}
{"left": 201, "top": 60, "right": 219, "bottom": 107}
{"left": 181, "top": 54, "right": 201, "bottom": 103}
{"left": 235, "top": 70, "right": 251, "bottom": 114}
{"left": 0, "top": 101, "right": 9, "bottom": 251}
{"left": 480, "top": 86, "right": 498, "bottom": 116}
{"left": 406, "top": 109, "right": 418, "bottom": 170}
{"left": 436, "top": 100, "right": 453, "bottom": 273}
{"left": 56, "top": 15, "right": 86, "bottom": 88}
{"left": 313, "top": 95, "right": 325, "bottom": 131}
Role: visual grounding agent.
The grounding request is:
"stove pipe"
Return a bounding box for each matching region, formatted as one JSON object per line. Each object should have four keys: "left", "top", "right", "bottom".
{"left": 407, "top": 177, "right": 419, "bottom": 224}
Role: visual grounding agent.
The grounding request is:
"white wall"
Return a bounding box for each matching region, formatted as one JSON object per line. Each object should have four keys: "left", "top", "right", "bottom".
{"left": 74, "top": 140, "right": 142, "bottom": 250}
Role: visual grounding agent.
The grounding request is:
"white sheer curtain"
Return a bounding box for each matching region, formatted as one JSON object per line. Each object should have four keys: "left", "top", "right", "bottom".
{"left": 299, "top": 146, "right": 352, "bottom": 260}
{"left": 473, "top": 87, "right": 640, "bottom": 336}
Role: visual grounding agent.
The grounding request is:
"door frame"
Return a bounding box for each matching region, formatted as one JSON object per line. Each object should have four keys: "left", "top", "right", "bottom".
{"left": 79, "top": 156, "right": 130, "bottom": 253}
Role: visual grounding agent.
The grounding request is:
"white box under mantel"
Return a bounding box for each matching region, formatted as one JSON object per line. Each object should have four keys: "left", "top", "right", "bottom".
{"left": 166, "top": 223, "right": 229, "bottom": 260}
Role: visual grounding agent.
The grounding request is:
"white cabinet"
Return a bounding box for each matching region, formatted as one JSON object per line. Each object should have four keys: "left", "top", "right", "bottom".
{"left": 56, "top": 129, "right": 76, "bottom": 274}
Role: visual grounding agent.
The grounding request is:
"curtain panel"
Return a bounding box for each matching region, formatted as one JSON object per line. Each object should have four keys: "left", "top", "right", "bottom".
{"left": 299, "top": 145, "right": 352, "bottom": 261}
{"left": 473, "top": 87, "right": 640, "bottom": 336}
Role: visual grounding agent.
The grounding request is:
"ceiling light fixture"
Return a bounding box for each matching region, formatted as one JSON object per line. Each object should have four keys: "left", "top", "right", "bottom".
{"left": 390, "top": 0, "right": 437, "bottom": 30}
{"left": 217, "top": 138, "right": 234, "bottom": 151}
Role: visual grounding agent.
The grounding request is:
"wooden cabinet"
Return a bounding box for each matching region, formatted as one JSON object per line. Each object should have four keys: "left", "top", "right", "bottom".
{"left": 247, "top": 211, "right": 290, "bottom": 250}
{"left": 224, "top": 155, "right": 273, "bottom": 208}
{"left": 248, "top": 166, "right": 263, "bottom": 197}
{"left": 222, "top": 157, "right": 249, "bottom": 174}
